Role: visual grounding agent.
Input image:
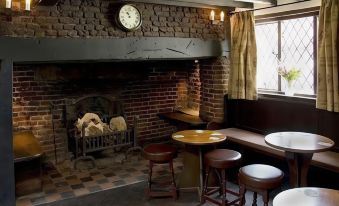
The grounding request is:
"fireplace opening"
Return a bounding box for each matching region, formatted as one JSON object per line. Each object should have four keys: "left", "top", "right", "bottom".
{"left": 13, "top": 60, "right": 203, "bottom": 162}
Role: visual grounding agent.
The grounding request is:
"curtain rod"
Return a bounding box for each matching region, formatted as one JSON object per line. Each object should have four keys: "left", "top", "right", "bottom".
{"left": 228, "top": 0, "right": 311, "bottom": 16}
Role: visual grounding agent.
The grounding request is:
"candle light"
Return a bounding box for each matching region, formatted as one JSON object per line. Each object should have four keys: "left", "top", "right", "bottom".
{"left": 220, "top": 11, "right": 225, "bottom": 22}
{"left": 210, "top": 10, "right": 215, "bottom": 21}
{"left": 25, "top": 0, "right": 30, "bottom": 11}
{"left": 5, "top": 0, "right": 11, "bottom": 8}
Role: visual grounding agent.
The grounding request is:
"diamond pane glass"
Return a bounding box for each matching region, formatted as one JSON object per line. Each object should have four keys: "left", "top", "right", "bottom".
{"left": 281, "top": 16, "right": 315, "bottom": 95}
{"left": 255, "top": 22, "right": 279, "bottom": 91}
{"left": 255, "top": 15, "right": 316, "bottom": 96}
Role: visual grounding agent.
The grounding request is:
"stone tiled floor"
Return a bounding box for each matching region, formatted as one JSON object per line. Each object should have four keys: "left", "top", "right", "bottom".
{"left": 16, "top": 152, "right": 184, "bottom": 206}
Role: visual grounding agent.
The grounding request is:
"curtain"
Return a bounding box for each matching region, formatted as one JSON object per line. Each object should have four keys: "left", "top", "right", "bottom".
{"left": 316, "top": 0, "right": 339, "bottom": 112}
{"left": 228, "top": 11, "right": 257, "bottom": 100}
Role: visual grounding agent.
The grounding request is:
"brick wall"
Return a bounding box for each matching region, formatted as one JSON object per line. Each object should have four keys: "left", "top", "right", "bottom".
{"left": 200, "top": 57, "right": 230, "bottom": 123}
{"left": 0, "top": 0, "right": 226, "bottom": 39}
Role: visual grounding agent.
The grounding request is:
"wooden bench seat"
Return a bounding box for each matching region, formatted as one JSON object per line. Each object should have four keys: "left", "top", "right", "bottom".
{"left": 217, "top": 128, "right": 339, "bottom": 173}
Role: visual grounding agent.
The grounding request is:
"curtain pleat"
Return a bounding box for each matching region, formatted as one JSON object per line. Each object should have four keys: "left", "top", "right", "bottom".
{"left": 316, "top": 0, "right": 339, "bottom": 112}
{"left": 228, "top": 11, "right": 257, "bottom": 100}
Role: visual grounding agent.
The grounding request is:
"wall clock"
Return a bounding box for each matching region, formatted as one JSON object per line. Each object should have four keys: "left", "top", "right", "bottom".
{"left": 116, "top": 4, "right": 142, "bottom": 31}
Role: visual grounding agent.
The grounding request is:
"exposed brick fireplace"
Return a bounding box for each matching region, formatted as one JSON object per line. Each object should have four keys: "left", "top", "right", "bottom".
{"left": 1, "top": 1, "right": 231, "bottom": 162}
{"left": 12, "top": 58, "right": 229, "bottom": 161}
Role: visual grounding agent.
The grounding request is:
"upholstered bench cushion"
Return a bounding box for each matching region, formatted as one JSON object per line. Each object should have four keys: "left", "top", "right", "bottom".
{"left": 217, "top": 128, "right": 339, "bottom": 173}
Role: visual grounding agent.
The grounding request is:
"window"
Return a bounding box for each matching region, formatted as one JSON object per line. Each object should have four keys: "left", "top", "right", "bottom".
{"left": 255, "top": 12, "right": 318, "bottom": 96}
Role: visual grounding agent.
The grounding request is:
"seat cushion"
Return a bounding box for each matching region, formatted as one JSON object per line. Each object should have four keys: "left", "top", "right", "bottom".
{"left": 143, "top": 144, "right": 177, "bottom": 163}
{"left": 204, "top": 149, "right": 242, "bottom": 169}
{"left": 239, "top": 164, "right": 284, "bottom": 190}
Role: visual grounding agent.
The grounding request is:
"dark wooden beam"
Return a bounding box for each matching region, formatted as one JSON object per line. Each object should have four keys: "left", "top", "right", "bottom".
{"left": 0, "top": 59, "right": 15, "bottom": 206}
{"left": 0, "top": 37, "right": 229, "bottom": 63}
{"left": 122, "top": 0, "right": 253, "bottom": 9}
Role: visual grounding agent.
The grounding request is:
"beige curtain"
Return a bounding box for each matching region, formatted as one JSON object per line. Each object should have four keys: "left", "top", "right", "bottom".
{"left": 228, "top": 11, "right": 257, "bottom": 100}
{"left": 316, "top": 0, "right": 339, "bottom": 112}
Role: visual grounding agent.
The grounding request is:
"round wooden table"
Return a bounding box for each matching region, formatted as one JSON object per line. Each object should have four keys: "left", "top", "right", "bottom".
{"left": 273, "top": 187, "right": 339, "bottom": 206}
{"left": 265, "top": 132, "right": 334, "bottom": 187}
{"left": 172, "top": 130, "right": 226, "bottom": 198}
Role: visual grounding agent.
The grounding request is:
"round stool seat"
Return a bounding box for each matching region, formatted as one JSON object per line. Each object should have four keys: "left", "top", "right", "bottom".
{"left": 143, "top": 144, "right": 177, "bottom": 163}
{"left": 204, "top": 149, "right": 242, "bottom": 169}
{"left": 239, "top": 164, "right": 284, "bottom": 190}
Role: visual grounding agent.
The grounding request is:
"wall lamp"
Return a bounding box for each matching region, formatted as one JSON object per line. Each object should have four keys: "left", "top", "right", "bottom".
{"left": 210, "top": 10, "right": 225, "bottom": 24}
{"left": 5, "top": 0, "right": 39, "bottom": 11}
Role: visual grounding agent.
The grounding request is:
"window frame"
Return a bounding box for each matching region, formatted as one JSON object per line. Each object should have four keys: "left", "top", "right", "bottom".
{"left": 255, "top": 10, "right": 319, "bottom": 99}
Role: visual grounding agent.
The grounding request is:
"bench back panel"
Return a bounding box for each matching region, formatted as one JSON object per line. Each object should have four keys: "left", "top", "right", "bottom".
{"left": 224, "top": 95, "right": 339, "bottom": 152}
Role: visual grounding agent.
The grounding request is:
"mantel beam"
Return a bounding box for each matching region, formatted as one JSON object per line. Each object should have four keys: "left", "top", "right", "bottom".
{"left": 0, "top": 37, "right": 229, "bottom": 63}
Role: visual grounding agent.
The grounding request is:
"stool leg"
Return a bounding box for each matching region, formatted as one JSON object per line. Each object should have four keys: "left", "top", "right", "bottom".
{"left": 262, "top": 191, "right": 269, "bottom": 206}
{"left": 221, "top": 169, "right": 227, "bottom": 206}
{"left": 239, "top": 183, "right": 246, "bottom": 206}
{"left": 201, "top": 165, "right": 211, "bottom": 203}
{"left": 252, "top": 192, "right": 257, "bottom": 206}
{"left": 147, "top": 160, "right": 153, "bottom": 198}
{"left": 169, "top": 160, "right": 177, "bottom": 200}
{"left": 212, "top": 168, "right": 222, "bottom": 196}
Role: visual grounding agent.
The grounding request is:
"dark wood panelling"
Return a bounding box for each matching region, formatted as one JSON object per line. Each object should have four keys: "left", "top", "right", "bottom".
{"left": 0, "top": 59, "right": 15, "bottom": 206}
{"left": 224, "top": 95, "right": 339, "bottom": 152}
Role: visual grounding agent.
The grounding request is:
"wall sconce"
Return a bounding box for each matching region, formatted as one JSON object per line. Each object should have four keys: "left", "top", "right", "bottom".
{"left": 4, "top": 0, "right": 40, "bottom": 11}
{"left": 210, "top": 10, "right": 225, "bottom": 25}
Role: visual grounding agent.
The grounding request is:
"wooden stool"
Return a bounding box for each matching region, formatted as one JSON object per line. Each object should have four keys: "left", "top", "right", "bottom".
{"left": 143, "top": 144, "right": 177, "bottom": 199}
{"left": 238, "top": 164, "right": 284, "bottom": 206}
{"left": 202, "top": 149, "right": 242, "bottom": 206}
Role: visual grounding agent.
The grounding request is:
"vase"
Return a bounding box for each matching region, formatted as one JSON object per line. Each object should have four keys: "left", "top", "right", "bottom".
{"left": 284, "top": 81, "right": 295, "bottom": 96}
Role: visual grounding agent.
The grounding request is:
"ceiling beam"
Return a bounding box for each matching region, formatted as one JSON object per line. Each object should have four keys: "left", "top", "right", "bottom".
{"left": 235, "top": 0, "right": 276, "bottom": 6}
{"left": 121, "top": 0, "right": 254, "bottom": 9}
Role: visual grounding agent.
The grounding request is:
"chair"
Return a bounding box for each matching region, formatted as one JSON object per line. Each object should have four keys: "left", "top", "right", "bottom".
{"left": 13, "top": 131, "right": 44, "bottom": 196}
{"left": 202, "top": 149, "right": 242, "bottom": 206}
{"left": 143, "top": 144, "right": 177, "bottom": 199}
{"left": 238, "top": 164, "right": 284, "bottom": 206}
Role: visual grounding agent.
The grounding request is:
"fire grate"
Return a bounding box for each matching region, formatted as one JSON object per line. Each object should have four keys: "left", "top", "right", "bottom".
{"left": 65, "top": 95, "right": 141, "bottom": 169}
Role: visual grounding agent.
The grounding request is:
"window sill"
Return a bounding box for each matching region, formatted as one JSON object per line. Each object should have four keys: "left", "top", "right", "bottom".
{"left": 258, "top": 91, "right": 316, "bottom": 105}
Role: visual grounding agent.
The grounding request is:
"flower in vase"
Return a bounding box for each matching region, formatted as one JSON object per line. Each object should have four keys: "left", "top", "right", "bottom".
{"left": 278, "top": 66, "right": 301, "bottom": 87}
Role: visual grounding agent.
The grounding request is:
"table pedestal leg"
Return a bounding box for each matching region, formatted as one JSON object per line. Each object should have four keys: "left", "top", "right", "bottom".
{"left": 198, "top": 147, "right": 203, "bottom": 202}
{"left": 285, "top": 152, "right": 313, "bottom": 187}
{"left": 178, "top": 150, "right": 200, "bottom": 189}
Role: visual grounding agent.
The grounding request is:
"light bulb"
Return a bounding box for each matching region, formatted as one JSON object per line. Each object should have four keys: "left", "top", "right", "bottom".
{"left": 5, "top": 0, "right": 11, "bottom": 8}
{"left": 220, "top": 11, "right": 225, "bottom": 22}
{"left": 210, "top": 10, "right": 215, "bottom": 21}
{"left": 25, "top": 0, "right": 30, "bottom": 11}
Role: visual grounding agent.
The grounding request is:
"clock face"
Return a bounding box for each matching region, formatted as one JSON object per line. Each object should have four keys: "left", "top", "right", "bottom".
{"left": 118, "top": 4, "right": 142, "bottom": 31}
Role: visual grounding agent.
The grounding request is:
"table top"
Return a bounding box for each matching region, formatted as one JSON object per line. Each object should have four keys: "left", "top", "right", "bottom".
{"left": 265, "top": 132, "right": 334, "bottom": 153}
{"left": 172, "top": 130, "right": 226, "bottom": 145}
{"left": 273, "top": 187, "right": 339, "bottom": 206}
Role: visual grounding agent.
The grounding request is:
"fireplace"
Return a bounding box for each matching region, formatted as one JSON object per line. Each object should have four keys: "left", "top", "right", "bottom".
{"left": 12, "top": 59, "right": 229, "bottom": 162}
{"left": 0, "top": 1, "right": 233, "bottom": 203}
